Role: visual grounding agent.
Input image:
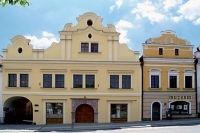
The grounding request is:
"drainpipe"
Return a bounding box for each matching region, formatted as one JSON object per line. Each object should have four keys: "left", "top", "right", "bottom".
{"left": 194, "top": 58, "right": 198, "bottom": 116}
{"left": 139, "top": 56, "right": 144, "bottom": 121}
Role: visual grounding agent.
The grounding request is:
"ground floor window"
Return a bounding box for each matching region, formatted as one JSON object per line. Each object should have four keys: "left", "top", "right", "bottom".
{"left": 110, "top": 104, "right": 127, "bottom": 122}
{"left": 46, "top": 103, "right": 63, "bottom": 124}
{"left": 170, "top": 101, "right": 190, "bottom": 115}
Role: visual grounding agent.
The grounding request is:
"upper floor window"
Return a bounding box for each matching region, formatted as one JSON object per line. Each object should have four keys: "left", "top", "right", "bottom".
{"left": 8, "top": 74, "right": 17, "bottom": 87}
{"left": 43, "top": 74, "right": 52, "bottom": 88}
{"left": 168, "top": 69, "right": 179, "bottom": 89}
{"left": 184, "top": 70, "right": 194, "bottom": 89}
{"left": 185, "top": 76, "right": 192, "bottom": 88}
{"left": 81, "top": 42, "right": 99, "bottom": 53}
{"left": 169, "top": 76, "right": 177, "bottom": 88}
{"left": 91, "top": 43, "right": 98, "bottom": 52}
{"left": 55, "top": 74, "right": 64, "bottom": 88}
{"left": 110, "top": 75, "right": 119, "bottom": 88}
{"left": 81, "top": 43, "right": 89, "bottom": 52}
{"left": 122, "top": 75, "right": 131, "bottom": 89}
{"left": 159, "top": 48, "right": 163, "bottom": 55}
{"left": 20, "top": 74, "right": 28, "bottom": 87}
{"left": 86, "top": 75, "right": 95, "bottom": 88}
{"left": 149, "top": 68, "right": 161, "bottom": 89}
{"left": 73, "top": 75, "right": 83, "bottom": 88}
{"left": 175, "top": 49, "right": 179, "bottom": 55}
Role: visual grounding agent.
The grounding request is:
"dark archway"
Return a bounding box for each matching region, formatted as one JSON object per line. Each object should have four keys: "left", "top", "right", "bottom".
{"left": 75, "top": 104, "right": 94, "bottom": 123}
{"left": 152, "top": 102, "right": 161, "bottom": 120}
{"left": 4, "top": 96, "right": 33, "bottom": 124}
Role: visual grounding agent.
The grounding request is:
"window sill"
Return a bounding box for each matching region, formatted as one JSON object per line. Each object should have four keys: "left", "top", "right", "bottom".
{"left": 78, "top": 52, "right": 101, "bottom": 54}
{"left": 183, "top": 88, "right": 195, "bottom": 90}
{"left": 6, "top": 87, "right": 31, "bottom": 89}
{"left": 41, "top": 87, "right": 67, "bottom": 89}
{"left": 108, "top": 88, "right": 133, "bottom": 90}
{"left": 167, "top": 88, "right": 180, "bottom": 90}
{"left": 71, "top": 88, "right": 97, "bottom": 89}
{"left": 148, "top": 87, "right": 162, "bottom": 90}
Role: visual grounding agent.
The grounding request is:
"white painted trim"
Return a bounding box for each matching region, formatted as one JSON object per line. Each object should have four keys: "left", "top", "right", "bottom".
{"left": 109, "top": 39, "right": 112, "bottom": 61}
{"left": 107, "top": 101, "right": 130, "bottom": 122}
{"left": 61, "top": 40, "right": 65, "bottom": 60}
{"left": 114, "top": 41, "right": 118, "bottom": 61}
{"left": 67, "top": 39, "right": 71, "bottom": 60}
{"left": 184, "top": 71, "right": 194, "bottom": 88}
{"left": 151, "top": 101, "right": 162, "bottom": 121}
{"left": 149, "top": 69, "right": 161, "bottom": 88}
{"left": 43, "top": 99, "right": 66, "bottom": 124}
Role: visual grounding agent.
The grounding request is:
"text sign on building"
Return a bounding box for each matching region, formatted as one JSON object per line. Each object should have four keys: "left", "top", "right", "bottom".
{"left": 169, "top": 96, "right": 192, "bottom": 101}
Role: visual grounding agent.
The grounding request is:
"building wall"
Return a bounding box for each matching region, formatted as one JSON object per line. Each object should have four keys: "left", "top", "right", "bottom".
{"left": 2, "top": 12, "right": 141, "bottom": 124}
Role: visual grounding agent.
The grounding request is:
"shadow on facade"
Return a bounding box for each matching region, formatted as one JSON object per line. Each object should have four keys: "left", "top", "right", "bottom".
{"left": 3, "top": 96, "right": 33, "bottom": 124}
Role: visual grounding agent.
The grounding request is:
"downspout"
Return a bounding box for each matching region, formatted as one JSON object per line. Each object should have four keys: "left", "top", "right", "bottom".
{"left": 195, "top": 58, "right": 198, "bottom": 115}
{"left": 139, "top": 56, "right": 144, "bottom": 121}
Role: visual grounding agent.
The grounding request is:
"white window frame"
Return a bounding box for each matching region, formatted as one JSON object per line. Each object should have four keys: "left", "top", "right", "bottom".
{"left": 168, "top": 69, "right": 179, "bottom": 88}
{"left": 149, "top": 68, "right": 162, "bottom": 88}
{"left": 183, "top": 69, "right": 195, "bottom": 88}
{"left": 158, "top": 47, "right": 164, "bottom": 55}
{"left": 109, "top": 74, "right": 132, "bottom": 89}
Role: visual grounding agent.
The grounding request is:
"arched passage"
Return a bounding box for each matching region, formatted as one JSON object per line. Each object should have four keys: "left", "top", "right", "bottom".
{"left": 4, "top": 96, "right": 33, "bottom": 124}
{"left": 75, "top": 104, "right": 94, "bottom": 123}
{"left": 151, "top": 101, "right": 162, "bottom": 121}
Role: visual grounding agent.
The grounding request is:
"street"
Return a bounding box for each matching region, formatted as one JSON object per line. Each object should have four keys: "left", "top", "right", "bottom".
{"left": 0, "top": 124, "right": 200, "bottom": 133}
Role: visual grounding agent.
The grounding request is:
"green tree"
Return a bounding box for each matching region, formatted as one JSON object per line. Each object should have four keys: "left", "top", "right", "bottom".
{"left": 0, "top": 0, "right": 29, "bottom": 7}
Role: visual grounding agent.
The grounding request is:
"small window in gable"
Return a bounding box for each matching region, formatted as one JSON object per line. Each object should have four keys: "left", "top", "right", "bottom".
{"left": 159, "top": 48, "right": 163, "bottom": 55}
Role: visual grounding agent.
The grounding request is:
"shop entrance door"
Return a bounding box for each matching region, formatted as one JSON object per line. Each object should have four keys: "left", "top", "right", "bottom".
{"left": 75, "top": 104, "right": 94, "bottom": 123}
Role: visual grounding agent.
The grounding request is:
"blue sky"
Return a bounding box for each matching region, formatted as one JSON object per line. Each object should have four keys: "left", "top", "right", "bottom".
{"left": 0, "top": 0, "right": 200, "bottom": 55}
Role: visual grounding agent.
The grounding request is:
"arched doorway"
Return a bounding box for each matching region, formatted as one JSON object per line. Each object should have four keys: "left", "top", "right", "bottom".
{"left": 75, "top": 104, "right": 94, "bottom": 123}
{"left": 4, "top": 96, "right": 33, "bottom": 124}
{"left": 152, "top": 102, "right": 161, "bottom": 120}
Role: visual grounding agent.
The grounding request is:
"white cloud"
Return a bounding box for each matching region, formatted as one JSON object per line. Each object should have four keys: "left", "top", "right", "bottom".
{"left": 115, "top": 20, "right": 133, "bottom": 44}
{"left": 109, "top": 5, "right": 115, "bottom": 12}
{"left": 178, "top": 0, "right": 200, "bottom": 21}
{"left": 171, "top": 16, "right": 183, "bottom": 22}
{"left": 24, "top": 31, "right": 59, "bottom": 49}
{"left": 42, "top": 31, "right": 54, "bottom": 37}
{"left": 193, "top": 18, "right": 200, "bottom": 25}
{"left": 116, "top": 0, "right": 123, "bottom": 8}
{"left": 131, "top": 0, "right": 166, "bottom": 23}
{"left": 163, "top": 0, "right": 183, "bottom": 11}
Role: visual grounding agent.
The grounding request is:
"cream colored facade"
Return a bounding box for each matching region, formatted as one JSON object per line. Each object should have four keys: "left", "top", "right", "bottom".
{"left": 141, "top": 30, "right": 196, "bottom": 120}
{"left": 2, "top": 12, "right": 141, "bottom": 124}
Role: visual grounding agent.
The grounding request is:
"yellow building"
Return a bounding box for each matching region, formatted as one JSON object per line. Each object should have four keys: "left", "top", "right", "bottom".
{"left": 1, "top": 12, "right": 141, "bottom": 124}
{"left": 140, "top": 30, "right": 196, "bottom": 120}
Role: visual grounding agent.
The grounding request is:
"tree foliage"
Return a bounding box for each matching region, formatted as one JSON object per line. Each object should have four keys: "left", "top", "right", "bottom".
{"left": 0, "top": 0, "right": 29, "bottom": 7}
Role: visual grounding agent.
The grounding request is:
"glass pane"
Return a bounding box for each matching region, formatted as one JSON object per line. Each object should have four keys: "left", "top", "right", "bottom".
{"left": 110, "top": 104, "right": 127, "bottom": 122}
{"left": 46, "top": 103, "right": 63, "bottom": 118}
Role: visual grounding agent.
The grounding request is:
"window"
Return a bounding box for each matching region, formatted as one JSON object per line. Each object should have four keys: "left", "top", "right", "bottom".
{"left": 169, "top": 76, "right": 177, "bottom": 88}
{"left": 110, "top": 75, "right": 119, "bottom": 88}
{"left": 73, "top": 75, "right": 82, "bottom": 88}
{"left": 184, "top": 70, "right": 194, "bottom": 89}
{"left": 8, "top": 74, "right": 17, "bottom": 87}
{"left": 46, "top": 103, "right": 63, "bottom": 124}
{"left": 151, "top": 75, "right": 159, "bottom": 88}
{"left": 122, "top": 75, "right": 131, "bottom": 89}
{"left": 86, "top": 75, "right": 95, "bottom": 88}
{"left": 149, "top": 69, "right": 161, "bottom": 89}
{"left": 43, "top": 74, "right": 52, "bottom": 88}
{"left": 159, "top": 48, "right": 163, "bottom": 55}
{"left": 20, "top": 74, "right": 28, "bottom": 87}
{"left": 91, "top": 43, "right": 98, "bottom": 52}
{"left": 170, "top": 101, "right": 190, "bottom": 115}
{"left": 110, "top": 104, "right": 127, "bottom": 122}
{"left": 175, "top": 49, "right": 179, "bottom": 55}
{"left": 81, "top": 43, "right": 89, "bottom": 52}
{"left": 55, "top": 74, "right": 64, "bottom": 88}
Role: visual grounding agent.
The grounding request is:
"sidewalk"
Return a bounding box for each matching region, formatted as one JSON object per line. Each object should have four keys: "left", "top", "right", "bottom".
{"left": 0, "top": 118, "right": 200, "bottom": 132}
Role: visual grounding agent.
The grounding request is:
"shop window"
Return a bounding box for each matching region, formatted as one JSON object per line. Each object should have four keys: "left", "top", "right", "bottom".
{"left": 55, "top": 74, "right": 64, "bottom": 88}
{"left": 110, "top": 104, "right": 127, "bottom": 122}
{"left": 43, "top": 74, "right": 52, "bottom": 88}
{"left": 46, "top": 103, "right": 63, "bottom": 124}
{"left": 8, "top": 74, "right": 17, "bottom": 87}
{"left": 20, "top": 74, "right": 29, "bottom": 87}
{"left": 122, "top": 75, "right": 131, "bottom": 89}
{"left": 170, "top": 101, "right": 190, "bottom": 115}
{"left": 86, "top": 75, "right": 95, "bottom": 88}
{"left": 73, "top": 75, "right": 83, "bottom": 88}
{"left": 110, "top": 75, "right": 119, "bottom": 88}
